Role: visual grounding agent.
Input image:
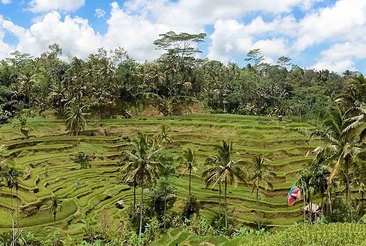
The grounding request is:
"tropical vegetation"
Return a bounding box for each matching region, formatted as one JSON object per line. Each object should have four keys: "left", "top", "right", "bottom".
{"left": 0, "top": 31, "right": 365, "bottom": 245}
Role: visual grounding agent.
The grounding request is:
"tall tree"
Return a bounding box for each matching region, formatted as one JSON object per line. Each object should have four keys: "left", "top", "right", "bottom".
{"left": 309, "top": 105, "right": 366, "bottom": 221}
{"left": 203, "top": 141, "right": 246, "bottom": 228}
{"left": 49, "top": 196, "right": 62, "bottom": 223}
{"left": 297, "top": 170, "right": 313, "bottom": 223}
{"left": 247, "top": 155, "right": 275, "bottom": 229}
{"left": 124, "top": 132, "right": 163, "bottom": 240}
{"left": 65, "top": 102, "right": 87, "bottom": 136}
{"left": 154, "top": 31, "right": 206, "bottom": 98}
{"left": 178, "top": 148, "right": 197, "bottom": 200}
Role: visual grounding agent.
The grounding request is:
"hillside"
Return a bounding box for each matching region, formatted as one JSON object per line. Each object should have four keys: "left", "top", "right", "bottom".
{"left": 0, "top": 114, "right": 318, "bottom": 238}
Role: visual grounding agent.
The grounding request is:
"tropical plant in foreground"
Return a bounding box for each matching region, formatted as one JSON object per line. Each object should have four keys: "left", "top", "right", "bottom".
{"left": 309, "top": 104, "right": 366, "bottom": 221}
{"left": 203, "top": 140, "right": 246, "bottom": 228}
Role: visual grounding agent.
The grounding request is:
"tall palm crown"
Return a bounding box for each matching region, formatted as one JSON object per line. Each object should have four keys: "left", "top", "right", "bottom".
{"left": 65, "top": 103, "right": 87, "bottom": 136}
{"left": 123, "top": 132, "right": 163, "bottom": 239}
{"left": 126, "top": 132, "right": 162, "bottom": 186}
{"left": 249, "top": 155, "right": 275, "bottom": 192}
{"left": 247, "top": 155, "right": 275, "bottom": 229}
{"left": 310, "top": 105, "right": 366, "bottom": 221}
{"left": 203, "top": 140, "right": 246, "bottom": 228}
{"left": 49, "top": 196, "right": 62, "bottom": 222}
{"left": 178, "top": 148, "right": 197, "bottom": 199}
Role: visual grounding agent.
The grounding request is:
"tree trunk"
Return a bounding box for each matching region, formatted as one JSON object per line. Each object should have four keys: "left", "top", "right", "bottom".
{"left": 133, "top": 184, "right": 136, "bottom": 213}
{"left": 224, "top": 177, "right": 227, "bottom": 228}
{"left": 11, "top": 188, "right": 15, "bottom": 246}
{"left": 346, "top": 176, "right": 352, "bottom": 222}
{"left": 328, "top": 188, "right": 332, "bottom": 214}
{"left": 219, "top": 182, "right": 222, "bottom": 219}
{"left": 16, "top": 188, "right": 19, "bottom": 228}
{"left": 189, "top": 167, "right": 192, "bottom": 199}
{"left": 303, "top": 191, "right": 306, "bottom": 224}
{"left": 308, "top": 191, "right": 312, "bottom": 223}
{"left": 256, "top": 182, "right": 260, "bottom": 230}
{"left": 139, "top": 181, "right": 144, "bottom": 243}
{"left": 345, "top": 159, "right": 353, "bottom": 222}
{"left": 163, "top": 190, "right": 167, "bottom": 229}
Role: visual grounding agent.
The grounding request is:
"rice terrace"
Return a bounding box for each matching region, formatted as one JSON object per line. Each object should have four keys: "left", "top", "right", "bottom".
{"left": 1, "top": 113, "right": 366, "bottom": 245}
{"left": 1, "top": 1, "right": 366, "bottom": 244}
{"left": 0, "top": 114, "right": 322, "bottom": 239}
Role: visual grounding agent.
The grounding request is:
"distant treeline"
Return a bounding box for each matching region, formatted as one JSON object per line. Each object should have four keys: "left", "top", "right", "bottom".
{"left": 0, "top": 32, "right": 361, "bottom": 123}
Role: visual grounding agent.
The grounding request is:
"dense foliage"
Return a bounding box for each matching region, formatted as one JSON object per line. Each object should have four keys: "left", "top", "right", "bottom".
{"left": 0, "top": 32, "right": 359, "bottom": 125}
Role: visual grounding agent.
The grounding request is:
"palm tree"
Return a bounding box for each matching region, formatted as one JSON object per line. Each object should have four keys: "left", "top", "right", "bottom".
{"left": 49, "top": 196, "right": 62, "bottom": 223}
{"left": 119, "top": 155, "right": 139, "bottom": 213}
{"left": 247, "top": 155, "right": 275, "bottom": 230}
{"left": 2, "top": 163, "right": 20, "bottom": 243}
{"left": 297, "top": 170, "right": 313, "bottom": 223}
{"left": 17, "top": 73, "right": 37, "bottom": 108}
{"left": 177, "top": 148, "right": 197, "bottom": 200}
{"left": 155, "top": 124, "right": 173, "bottom": 146}
{"left": 308, "top": 160, "right": 329, "bottom": 213}
{"left": 203, "top": 141, "right": 246, "bottom": 228}
{"left": 309, "top": 105, "right": 366, "bottom": 221}
{"left": 125, "top": 132, "right": 162, "bottom": 240}
{"left": 339, "top": 75, "right": 366, "bottom": 108}
{"left": 65, "top": 102, "right": 87, "bottom": 136}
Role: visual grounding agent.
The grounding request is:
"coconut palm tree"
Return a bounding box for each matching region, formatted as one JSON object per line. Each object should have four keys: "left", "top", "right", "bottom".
{"left": 1, "top": 162, "right": 20, "bottom": 243}
{"left": 308, "top": 159, "right": 330, "bottom": 213}
{"left": 119, "top": 155, "right": 139, "bottom": 213}
{"left": 49, "top": 196, "right": 62, "bottom": 223}
{"left": 309, "top": 105, "right": 366, "bottom": 221}
{"left": 125, "top": 132, "right": 163, "bottom": 240}
{"left": 17, "top": 73, "right": 37, "bottom": 108}
{"left": 203, "top": 140, "right": 246, "bottom": 228}
{"left": 65, "top": 102, "right": 87, "bottom": 136}
{"left": 338, "top": 75, "right": 366, "bottom": 108}
{"left": 297, "top": 170, "right": 313, "bottom": 223}
{"left": 247, "top": 155, "right": 275, "bottom": 229}
{"left": 177, "top": 148, "right": 197, "bottom": 200}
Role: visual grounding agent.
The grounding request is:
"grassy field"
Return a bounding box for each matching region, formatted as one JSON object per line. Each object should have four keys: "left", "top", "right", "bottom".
{"left": 0, "top": 113, "right": 322, "bottom": 238}
{"left": 152, "top": 223, "right": 366, "bottom": 246}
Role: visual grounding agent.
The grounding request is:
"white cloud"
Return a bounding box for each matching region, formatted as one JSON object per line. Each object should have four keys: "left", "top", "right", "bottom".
{"left": 208, "top": 17, "right": 296, "bottom": 63}
{"left": 103, "top": 2, "right": 168, "bottom": 61}
{"left": 95, "top": 8, "right": 106, "bottom": 18}
{"left": 295, "top": 0, "right": 366, "bottom": 51}
{"left": 312, "top": 40, "right": 366, "bottom": 73}
{"left": 313, "top": 59, "right": 355, "bottom": 73}
{"left": 300, "top": 0, "right": 324, "bottom": 11}
{"left": 120, "top": 0, "right": 309, "bottom": 32}
{"left": 1, "top": 11, "right": 102, "bottom": 58}
{"left": 28, "top": 0, "right": 85, "bottom": 13}
{"left": 0, "top": 0, "right": 365, "bottom": 73}
{"left": 253, "top": 38, "right": 289, "bottom": 57}
{"left": 0, "top": 25, "right": 14, "bottom": 59}
{"left": 1, "top": 0, "right": 11, "bottom": 4}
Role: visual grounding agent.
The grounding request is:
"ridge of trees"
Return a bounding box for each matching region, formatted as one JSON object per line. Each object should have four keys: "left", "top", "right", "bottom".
{"left": 0, "top": 31, "right": 361, "bottom": 127}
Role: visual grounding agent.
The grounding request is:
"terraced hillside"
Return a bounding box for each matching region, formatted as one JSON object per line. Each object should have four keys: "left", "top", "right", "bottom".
{"left": 0, "top": 114, "right": 317, "bottom": 236}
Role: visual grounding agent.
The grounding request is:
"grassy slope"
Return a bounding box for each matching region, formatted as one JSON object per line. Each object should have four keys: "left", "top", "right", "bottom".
{"left": 0, "top": 113, "right": 324, "bottom": 237}
{"left": 152, "top": 223, "right": 366, "bottom": 246}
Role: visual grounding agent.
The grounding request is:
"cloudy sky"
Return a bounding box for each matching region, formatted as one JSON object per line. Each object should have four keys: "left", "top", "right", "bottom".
{"left": 0, "top": 0, "right": 365, "bottom": 73}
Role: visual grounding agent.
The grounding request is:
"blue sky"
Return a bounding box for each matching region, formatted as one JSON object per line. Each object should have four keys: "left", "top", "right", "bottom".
{"left": 0, "top": 0, "right": 365, "bottom": 73}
